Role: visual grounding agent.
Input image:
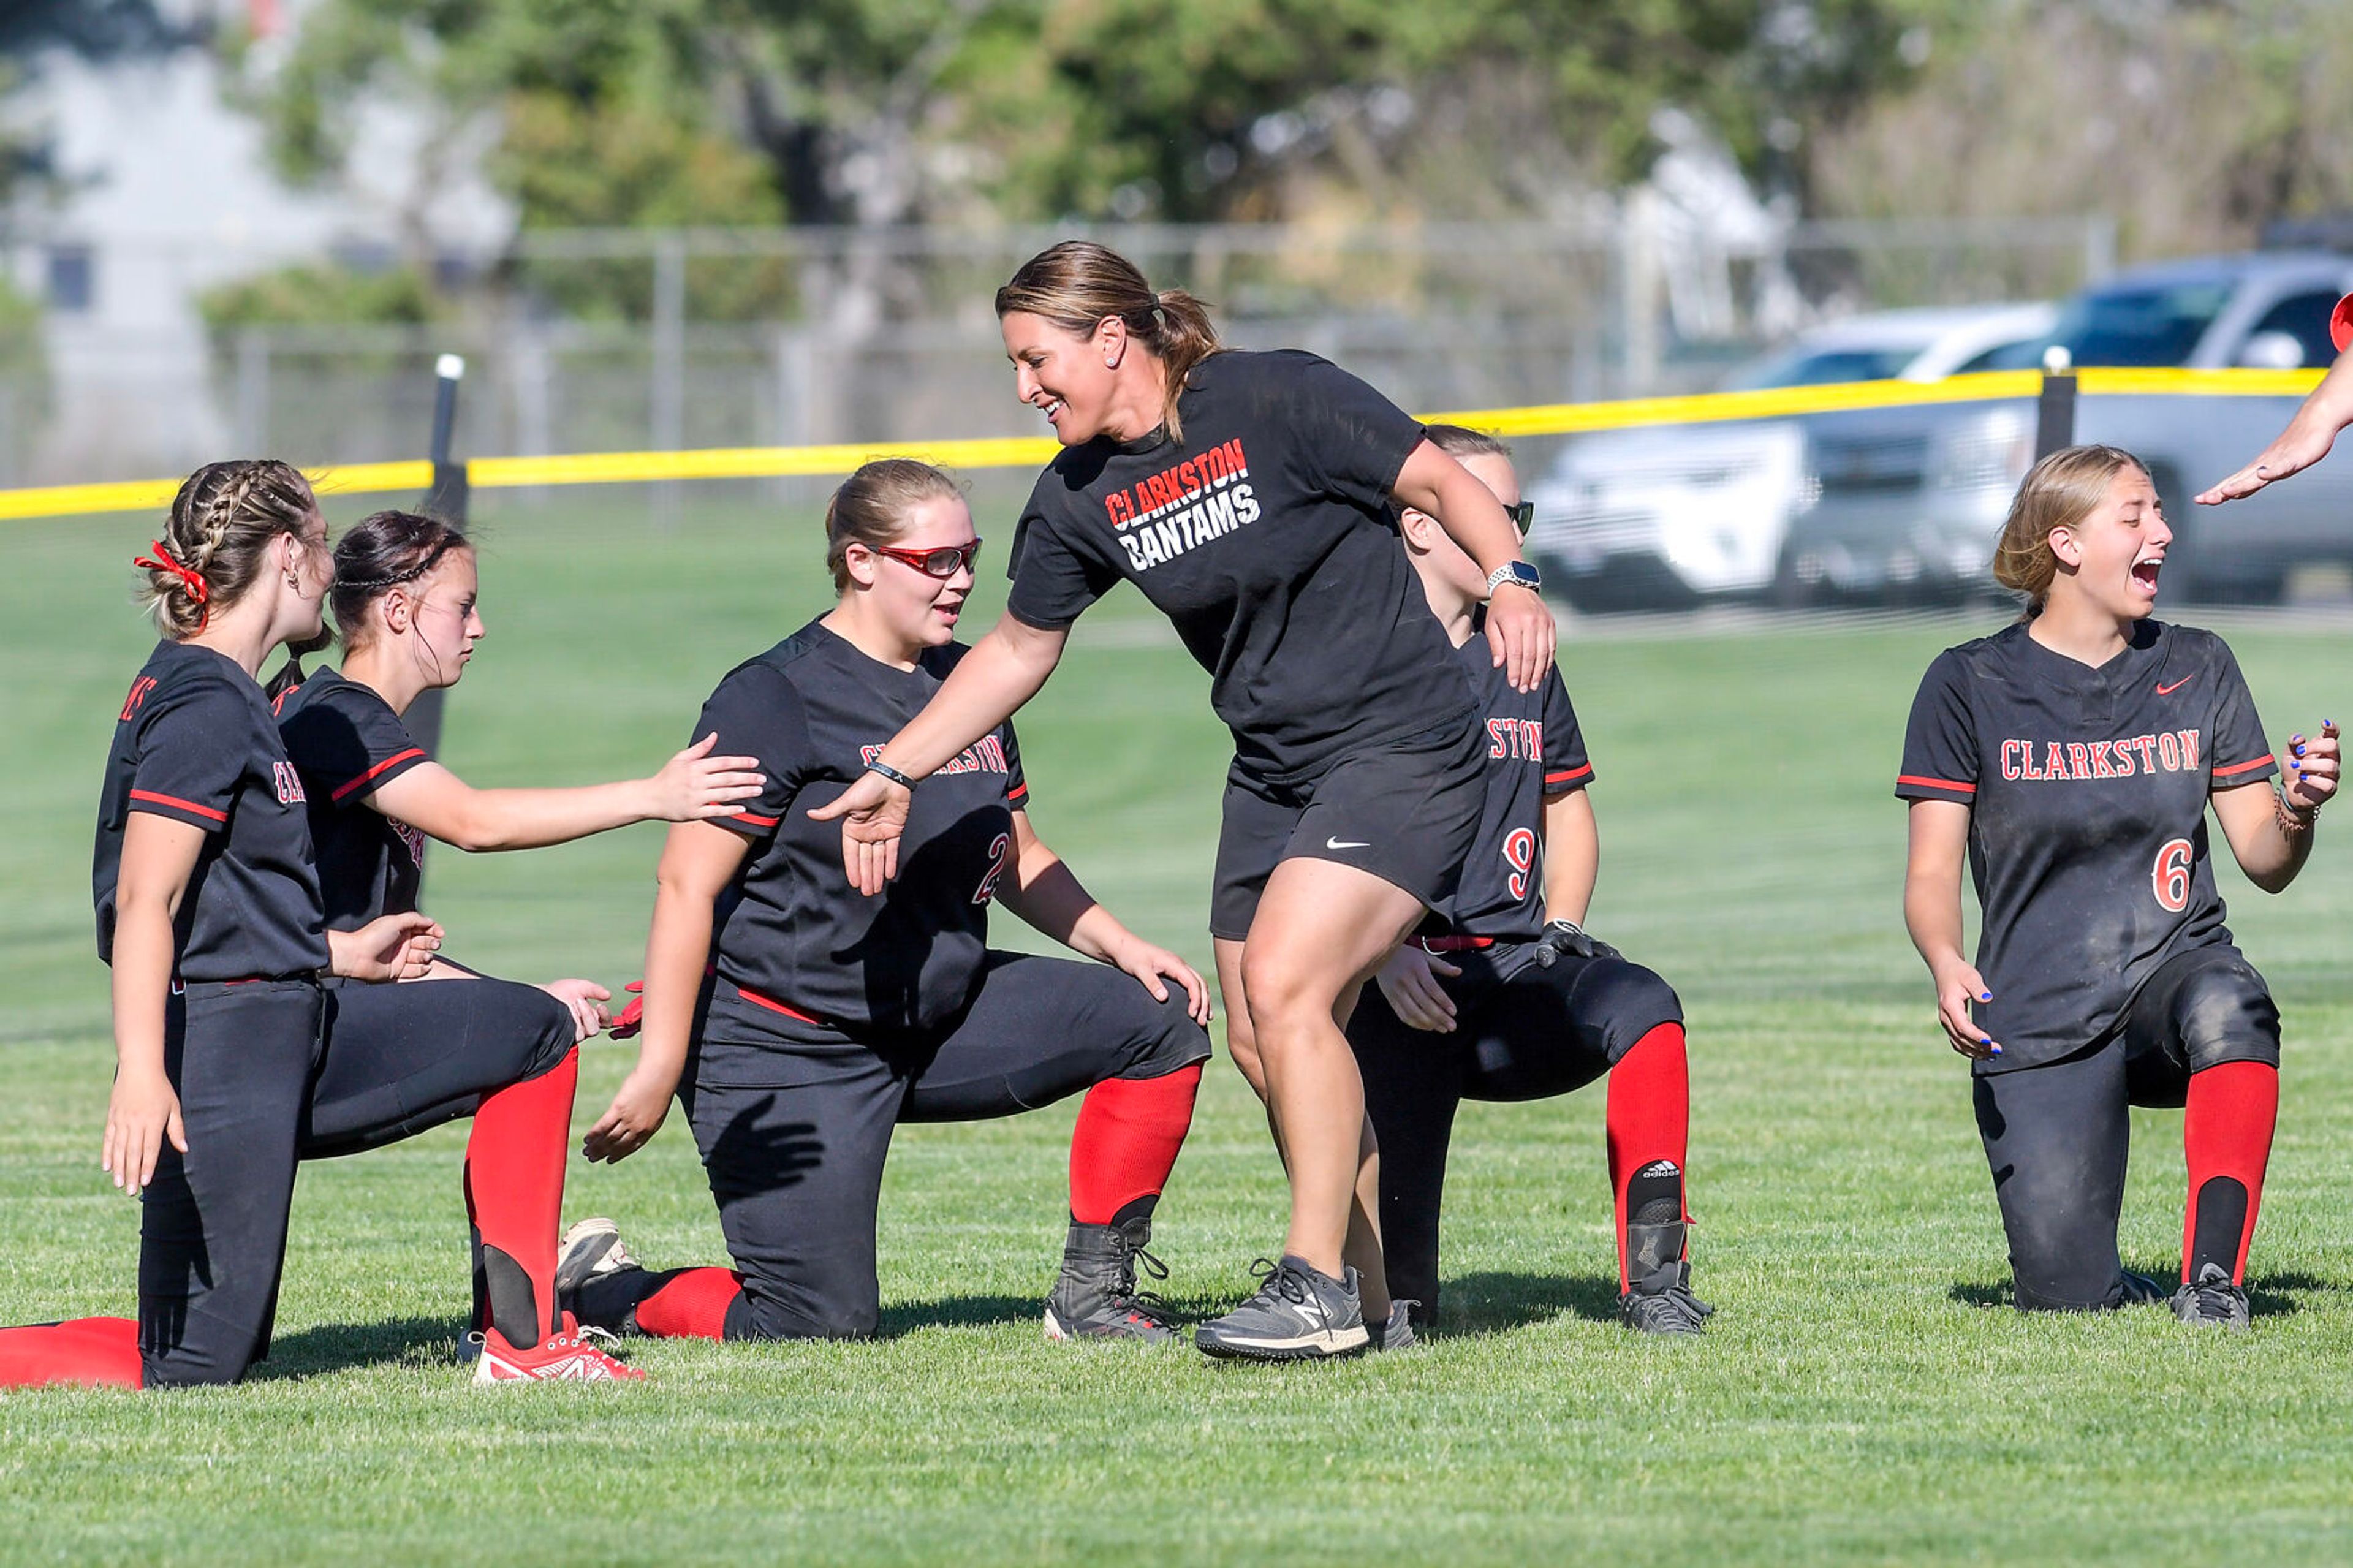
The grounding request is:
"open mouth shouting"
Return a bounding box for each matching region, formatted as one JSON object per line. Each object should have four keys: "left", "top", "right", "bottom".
{"left": 2130, "top": 555, "right": 2163, "bottom": 596}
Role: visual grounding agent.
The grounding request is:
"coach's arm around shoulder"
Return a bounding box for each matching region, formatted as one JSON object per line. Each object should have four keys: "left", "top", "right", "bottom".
{"left": 2210, "top": 721, "right": 2337, "bottom": 893}
{"left": 1903, "top": 800, "right": 2001, "bottom": 1062}
{"left": 582, "top": 820, "right": 751, "bottom": 1163}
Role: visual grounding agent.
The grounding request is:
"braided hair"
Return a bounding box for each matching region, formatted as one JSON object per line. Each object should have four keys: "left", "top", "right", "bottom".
{"left": 135, "top": 460, "right": 319, "bottom": 639}
{"left": 329, "top": 509, "right": 471, "bottom": 651}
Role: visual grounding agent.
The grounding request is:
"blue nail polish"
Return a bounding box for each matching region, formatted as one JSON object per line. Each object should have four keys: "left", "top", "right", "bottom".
{"left": 1980, "top": 1037, "right": 1991, "bottom": 1047}
{"left": 1990, "top": 1045, "right": 2004, "bottom": 1056}
{"left": 1979, "top": 991, "right": 1991, "bottom": 1001}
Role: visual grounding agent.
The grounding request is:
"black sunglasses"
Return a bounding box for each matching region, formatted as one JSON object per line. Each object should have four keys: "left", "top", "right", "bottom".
{"left": 1502, "top": 500, "right": 1535, "bottom": 537}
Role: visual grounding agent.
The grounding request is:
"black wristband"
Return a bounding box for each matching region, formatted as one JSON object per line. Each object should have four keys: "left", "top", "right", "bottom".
{"left": 865, "top": 759, "right": 917, "bottom": 790}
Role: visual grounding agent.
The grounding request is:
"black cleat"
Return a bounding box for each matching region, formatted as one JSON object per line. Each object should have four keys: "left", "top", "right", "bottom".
{"left": 1620, "top": 1260, "right": 1715, "bottom": 1335}
{"left": 1043, "top": 1214, "right": 1178, "bottom": 1343}
{"left": 1194, "top": 1256, "right": 1369, "bottom": 1362}
{"left": 2114, "top": 1269, "right": 2170, "bottom": 1308}
{"left": 556, "top": 1217, "right": 649, "bottom": 1335}
{"left": 2170, "top": 1262, "right": 2251, "bottom": 1331}
{"left": 1365, "top": 1300, "right": 1419, "bottom": 1352}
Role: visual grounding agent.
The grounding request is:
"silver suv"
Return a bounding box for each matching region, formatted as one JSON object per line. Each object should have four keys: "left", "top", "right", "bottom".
{"left": 1779, "top": 252, "right": 2353, "bottom": 605}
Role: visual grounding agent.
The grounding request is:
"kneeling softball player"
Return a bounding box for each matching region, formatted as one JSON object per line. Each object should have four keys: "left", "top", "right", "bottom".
{"left": 1342, "top": 426, "right": 1707, "bottom": 1336}
{"left": 566, "top": 460, "right": 1211, "bottom": 1344}
{"left": 1901, "top": 445, "right": 2332, "bottom": 1326}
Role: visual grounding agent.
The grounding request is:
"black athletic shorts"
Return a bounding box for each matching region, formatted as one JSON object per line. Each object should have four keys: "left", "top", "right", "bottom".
{"left": 1209, "top": 718, "right": 1487, "bottom": 941}
{"left": 1973, "top": 942, "right": 2277, "bottom": 1312}
{"left": 138, "top": 974, "right": 575, "bottom": 1387}
{"left": 1347, "top": 938, "right": 1683, "bottom": 1311}
{"left": 676, "top": 952, "right": 1210, "bottom": 1341}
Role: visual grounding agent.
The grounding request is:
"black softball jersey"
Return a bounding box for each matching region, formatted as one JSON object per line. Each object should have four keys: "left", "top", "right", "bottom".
{"left": 275, "top": 667, "right": 435, "bottom": 928}
{"left": 94, "top": 640, "right": 330, "bottom": 982}
{"left": 1896, "top": 620, "right": 2278, "bottom": 1072}
{"left": 695, "top": 621, "right": 1028, "bottom": 1037}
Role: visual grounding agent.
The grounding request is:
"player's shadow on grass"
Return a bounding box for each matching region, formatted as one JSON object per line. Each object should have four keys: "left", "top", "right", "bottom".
{"left": 253, "top": 1316, "right": 467, "bottom": 1379}
{"left": 1946, "top": 1270, "right": 2325, "bottom": 1318}
{"left": 874, "top": 1295, "right": 1042, "bottom": 1336}
{"left": 1427, "top": 1270, "right": 1624, "bottom": 1335}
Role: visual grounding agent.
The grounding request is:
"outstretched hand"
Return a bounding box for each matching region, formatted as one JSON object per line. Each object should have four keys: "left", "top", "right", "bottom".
{"left": 2196, "top": 415, "right": 2339, "bottom": 506}
{"left": 806, "top": 771, "right": 912, "bottom": 895}
{"left": 649, "top": 733, "right": 767, "bottom": 821}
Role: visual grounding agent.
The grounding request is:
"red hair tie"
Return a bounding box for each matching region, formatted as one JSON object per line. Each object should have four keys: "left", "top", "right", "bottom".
{"left": 133, "top": 540, "right": 210, "bottom": 632}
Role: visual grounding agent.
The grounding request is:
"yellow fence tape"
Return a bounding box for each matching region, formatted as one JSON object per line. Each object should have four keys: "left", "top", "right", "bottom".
{"left": 2, "top": 365, "right": 2327, "bottom": 525}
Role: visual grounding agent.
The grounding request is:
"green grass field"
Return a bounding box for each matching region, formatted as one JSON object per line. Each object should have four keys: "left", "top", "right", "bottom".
{"left": 7, "top": 489, "right": 2353, "bottom": 1564}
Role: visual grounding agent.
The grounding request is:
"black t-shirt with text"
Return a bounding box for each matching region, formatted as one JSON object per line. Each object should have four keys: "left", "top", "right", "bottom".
{"left": 1896, "top": 620, "right": 2277, "bottom": 1072}
{"left": 696, "top": 621, "right": 1028, "bottom": 1040}
{"left": 275, "top": 667, "right": 434, "bottom": 929}
{"left": 94, "top": 640, "right": 331, "bottom": 982}
{"left": 1004, "top": 349, "right": 1478, "bottom": 787}
{"left": 1430, "top": 624, "right": 1593, "bottom": 940}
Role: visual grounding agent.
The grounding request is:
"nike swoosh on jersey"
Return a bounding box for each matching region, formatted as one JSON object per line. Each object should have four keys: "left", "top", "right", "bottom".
{"left": 1324, "top": 837, "right": 1370, "bottom": 850}
{"left": 2156, "top": 676, "right": 2194, "bottom": 695}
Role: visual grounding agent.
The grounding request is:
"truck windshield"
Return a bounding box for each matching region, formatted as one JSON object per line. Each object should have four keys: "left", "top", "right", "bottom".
{"left": 2032, "top": 282, "right": 2234, "bottom": 367}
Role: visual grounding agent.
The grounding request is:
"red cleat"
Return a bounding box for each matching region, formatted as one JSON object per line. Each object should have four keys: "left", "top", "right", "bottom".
{"left": 471, "top": 1314, "right": 644, "bottom": 1384}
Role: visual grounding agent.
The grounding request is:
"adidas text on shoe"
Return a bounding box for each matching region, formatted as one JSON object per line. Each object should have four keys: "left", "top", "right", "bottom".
{"left": 1194, "top": 1256, "right": 1368, "bottom": 1362}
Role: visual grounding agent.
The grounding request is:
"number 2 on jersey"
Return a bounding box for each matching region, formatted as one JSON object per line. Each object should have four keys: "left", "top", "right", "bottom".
{"left": 1502, "top": 827, "right": 1537, "bottom": 903}
{"left": 973, "top": 831, "right": 1014, "bottom": 906}
{"left": 2151, "top": 838, "right": 2192, "bottom": 912}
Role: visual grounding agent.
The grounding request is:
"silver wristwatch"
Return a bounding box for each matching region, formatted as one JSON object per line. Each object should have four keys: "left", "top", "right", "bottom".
{"left": 1485, "top": 560, "right": 1542, "bottom": 597}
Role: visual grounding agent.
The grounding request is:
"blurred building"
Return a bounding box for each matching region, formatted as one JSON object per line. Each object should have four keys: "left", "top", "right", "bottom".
{"left": 7, "top": 0, "right": 507, "bottom": 479}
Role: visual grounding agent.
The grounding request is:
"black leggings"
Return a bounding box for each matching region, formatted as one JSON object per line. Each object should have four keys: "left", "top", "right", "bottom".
{"left": 1973, "top": 944, "right": 2279, "bottom": 1312}
{"left": 678, "top": 952, "right": 1210, "bottom": 1341}
{"left": 1348, "top": 939, "right": 1683, "bottom": 1310}
{"left": 139, "top": 975, "right": 574, "bottom": 1386}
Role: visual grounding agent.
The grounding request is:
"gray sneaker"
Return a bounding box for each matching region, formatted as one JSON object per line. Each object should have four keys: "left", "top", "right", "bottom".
{"left": 1365, "top": 1301, "right": 1419, "bottom": 1352}
{"left": 1194, "top": 1256, "right": 1369, "bottom": 1362}
{"left": 1620, "top": 1260, "right": 1715, "bottom": 1335}
{"left": 1044, "top": 1214, "right": 1178, "bottom": 1343}
{"left": 2170, "top": 1262, "right": 2251, "bottom": 1331}
{"left": 556, "top": 1217, "right": 647, "bottom": 1333}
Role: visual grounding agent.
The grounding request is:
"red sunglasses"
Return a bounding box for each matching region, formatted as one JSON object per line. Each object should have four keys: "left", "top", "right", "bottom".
{"left": 871, "top": 537, "right": 984, "bottom": 577}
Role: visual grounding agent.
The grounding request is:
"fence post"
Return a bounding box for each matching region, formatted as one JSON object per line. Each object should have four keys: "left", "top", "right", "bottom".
{"left": 403, "top": 353, "right": 468, "bottom": 892}
{"left": 2034, "top": 346, "right": 2076, "bottom": 460}
{"left": 651, "top": 232, "right": 686, "bottom": 528}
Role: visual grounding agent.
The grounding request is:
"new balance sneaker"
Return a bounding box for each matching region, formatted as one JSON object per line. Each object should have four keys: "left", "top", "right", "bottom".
{"left": 2170, "top": 1262, "right": 2252, "bottom": 1331}
{"left": 1365, "top": 1301, "right": 1419, "bottom": 1352}
{"left": 1620, "top": 1260, "right": 1715, "bottom": 1336}
{"left": 556, "top": 1216, "right": 649, "bottom": 1335}
{"left": 472, "top": 1314, "right": 643, "bottom": 1383}
{"left": 1194, "top": 1256, "right": 1368, "bottom": 1362}
{"left": 1044, "top": 1214, "right": 1178, "bottom": 1342}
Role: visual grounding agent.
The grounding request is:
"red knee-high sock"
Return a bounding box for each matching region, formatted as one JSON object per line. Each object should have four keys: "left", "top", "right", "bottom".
{"left": 1067, "top": 1063, "right": 1202, "bottom": 1226}
{"left": 2183, "top": 1059, "right": 2278, "bottom": 1286}
{"left": 635, "top": 1268, "right": 745, "bottom": 1341}
{"left": 0, "top": 1317, "right": 142, "bottom": 1390}
{"left": 1607, "top": 1023, "right": 1691, "bottom": 1291}
{"left": 462, "top": 1048, "right": 578, "bottom": 1349}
